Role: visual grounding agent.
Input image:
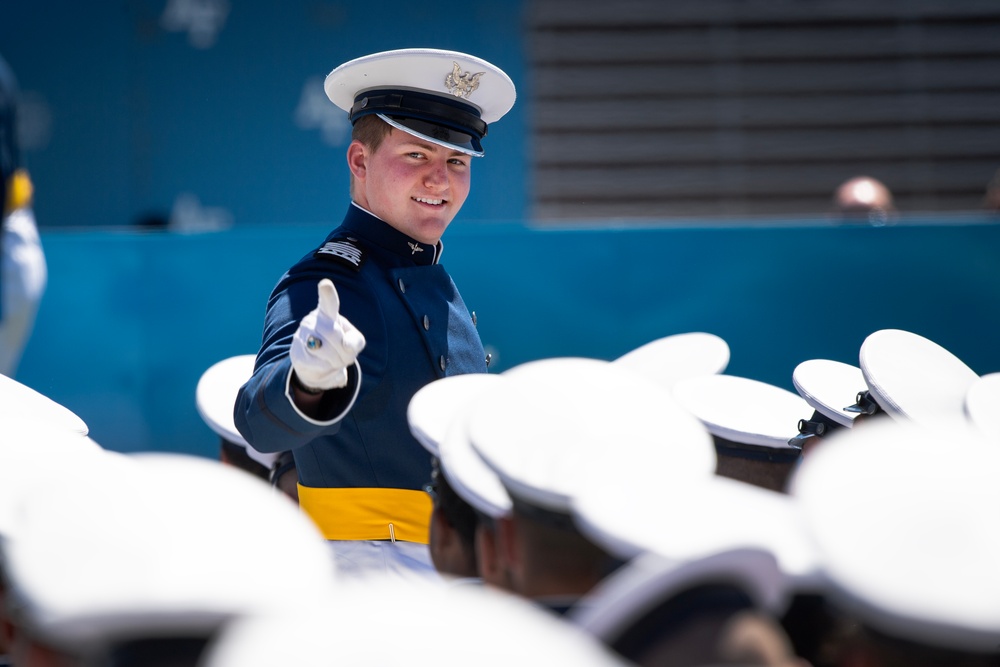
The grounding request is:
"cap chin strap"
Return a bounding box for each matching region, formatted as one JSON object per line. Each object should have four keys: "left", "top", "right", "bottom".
{"left": 843, "top": 390, "right": 883, "bottom": 416}
{"left": 376, "top": 114, "right": 484, "bottom": 157}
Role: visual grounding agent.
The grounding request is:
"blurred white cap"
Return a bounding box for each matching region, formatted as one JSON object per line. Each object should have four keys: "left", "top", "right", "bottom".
{"left": 572, "top": 472, "right": 819, "bottom": 594}
{"left": 201, "top": 575, "right": 630, "bottom": 667}
{"left": 3, "top": 452, "right": 336, "bottom": 653}
{"left": 0, "top": 373, "right": 88, "bottom": 436}
{"left": 196, "top": 355, "right": 278, "bottom": 469}
{"left": 789, "top": 418, "right": 1000, "bottom": 653}
{"left": 469, "top": 357, "right": 715, "bottom": 514}
{"left": 613, "top": 332, "right": 730, "bottom": 391}
{"left": 0, "top": 421, "right": 105, "bottom": 541}
{"left": 407, "top": 373, "right": 513, "bottom": 518}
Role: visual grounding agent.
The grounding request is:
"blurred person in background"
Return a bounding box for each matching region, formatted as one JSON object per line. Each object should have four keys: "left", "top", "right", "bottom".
{"left": 0, "top": 53, "right": 46, "bottom": 379}
{"left": 831, "top": 176, "right": 896, "bottom": 226}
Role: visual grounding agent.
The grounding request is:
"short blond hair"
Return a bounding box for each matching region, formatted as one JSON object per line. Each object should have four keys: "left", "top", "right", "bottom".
{"left": 348, "top": 116, "right": 393, "bottom": 199}
{"left": 352, "top": 115, "right": 391, "bottom": 152}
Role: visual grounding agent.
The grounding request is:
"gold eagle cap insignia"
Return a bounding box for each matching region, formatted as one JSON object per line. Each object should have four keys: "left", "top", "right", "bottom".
{"left": 444, "top": 62, "right": 485, "bottom": 99}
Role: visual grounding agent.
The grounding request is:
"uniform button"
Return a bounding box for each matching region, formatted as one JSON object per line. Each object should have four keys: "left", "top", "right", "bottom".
{"left": 397, "top": 279, "right": 406, "bottom": 293}
{"left": 471, "top": 311, "right": 478, "bottom": 326}
{"left": 439, "top": 355, "right": 447, "bottom": 371}
{"left": 423, "top": 315, "right": 430, "bottom": 330}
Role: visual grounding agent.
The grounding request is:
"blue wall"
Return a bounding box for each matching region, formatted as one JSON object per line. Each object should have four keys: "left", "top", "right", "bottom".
{"left": 16, "top": 217, "right": 1000, "bottom": 456}
{"left": 1, "top": 1, "right": 528, "bottom": 228}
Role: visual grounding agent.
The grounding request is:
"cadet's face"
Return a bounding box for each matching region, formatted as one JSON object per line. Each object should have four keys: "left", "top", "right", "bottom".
{"left": 349, "top": 129, "right": 472, "bottom": 245}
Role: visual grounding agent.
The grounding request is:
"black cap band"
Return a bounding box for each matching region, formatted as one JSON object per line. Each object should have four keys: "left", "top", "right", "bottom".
{"left": 350, "top": 89, "right": 487, "bottom": 139}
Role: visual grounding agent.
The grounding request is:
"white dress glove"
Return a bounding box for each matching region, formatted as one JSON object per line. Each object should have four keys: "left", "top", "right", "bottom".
{"left": 289, "top": 278, "right": 366, "bottom": 391}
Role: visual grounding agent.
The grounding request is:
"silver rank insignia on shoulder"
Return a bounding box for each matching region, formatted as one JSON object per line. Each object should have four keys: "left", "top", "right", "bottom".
{"left": 315, "top": 239, "right": 366, "bottom": 271}
{"left": 408, "top": 242, "right": 424, "bottom": 255}
{"left": 444, "top": 62, "right": 484, "bottom": 99}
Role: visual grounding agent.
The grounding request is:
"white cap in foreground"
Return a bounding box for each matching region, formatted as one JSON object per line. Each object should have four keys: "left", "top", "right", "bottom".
{"left": 790, "top": 419, "right": 1000, "bottom": 653}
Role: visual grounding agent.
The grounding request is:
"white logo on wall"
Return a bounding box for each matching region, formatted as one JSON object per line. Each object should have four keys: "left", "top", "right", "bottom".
{"left": 160, "top": 0, "right": 231, "bottom": 49}
{"left": 295, "top": 76, "right": 351, "bottom": 146}
{"left": 16, "top": 92, "right": 53, "bottom": 151}
{"left": 169, "top": 192, "right": 233, "bottom": 233}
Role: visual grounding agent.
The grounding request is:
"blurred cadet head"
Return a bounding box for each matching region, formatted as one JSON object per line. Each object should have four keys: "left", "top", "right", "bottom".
{"left": 196, "top": 355, "right": 279, "bottom": 483}
{"left": 200, "top": 575, "right": 631, "bottom": 667}
{"left": 469, "top": 357, "right": 715, "bottom": 614}
{"left": 983, "top": 167, "right": 1000, "bottom": 212}
{"left": 408, "top": 373, "right": 509, "bottom": 582}
{"left": 832, "top": 176, "right": 896, "bottom": 225}
{"left": 2, "top": 452, "right": 336, "bottom": 667}
{"left": 0, "top": 420, "right": 105, "bottom": 666}
{"left": 790, "top": 419, "right": 1000, "bottom": 666}
{"left": 570, "top": 550, "right": 806, "bottom": 667}
{"left": 0, "top": 53, "right": 19, "bottom": 211}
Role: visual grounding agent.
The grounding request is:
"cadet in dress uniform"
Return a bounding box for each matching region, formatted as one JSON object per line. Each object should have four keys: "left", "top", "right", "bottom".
{"left": 0, "top": 53, "right": 46, "bottom": 379}
{"left": 234, "top": 49, "right": 515, "bottom": 579}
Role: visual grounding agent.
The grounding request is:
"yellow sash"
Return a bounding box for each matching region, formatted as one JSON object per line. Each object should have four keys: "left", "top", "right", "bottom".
{"left": 4, "top": 169, "right": 33, "bottom": 215}
{"left": 297, "top": 485, "right": 431, "bottom": 544}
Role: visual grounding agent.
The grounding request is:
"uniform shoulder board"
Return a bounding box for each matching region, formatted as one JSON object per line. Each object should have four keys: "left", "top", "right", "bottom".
{"left": 314, "top": 236, "right": 367, "bottom": 272}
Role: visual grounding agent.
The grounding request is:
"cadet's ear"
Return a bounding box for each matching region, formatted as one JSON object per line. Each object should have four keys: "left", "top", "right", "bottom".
{"left": 347, "top": 141, "right": 368, "bottom": 181}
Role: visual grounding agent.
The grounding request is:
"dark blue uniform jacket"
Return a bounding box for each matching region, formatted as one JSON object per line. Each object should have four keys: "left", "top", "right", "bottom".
{"left": 235, "top": 203, "right": 487, "bottom": 491}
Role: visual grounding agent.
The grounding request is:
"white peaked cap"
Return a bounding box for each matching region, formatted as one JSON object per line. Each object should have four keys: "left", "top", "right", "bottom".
{"left": 196, "top": 354, "right": 278, "bottom": 468}
{"left": 200, "top": 575, "right": 631, "bottom": 667}
{"left": 792, "top": 359, "right": 866, "bottom": 428}
{"left": 673, "top": 374, "right": 811, "bottom": 450}
{"left": 3, "top": 452, "right": 336, "bottom": 652}
{"left": 437, "top": 393, "right": 513, "bottom": 519}
{"left": 469, "top": 357, "right": 716, "bottom": 514}
{"left": 859, "top": 328, "right": 979, "bottom": 425}
{"left": 325, "top": 48, "right": 515, "bottom": 123}
{"left": 0, "top": 421, "right": 106, "bottom": 541}
{"left": 406, "top": 373, "right": 503, "bottom": 459}
{"left": 613, "top": 332, "right": 730, "bottom": 391}
{"left": 407, "top": 373, "right": 513, "bottom": 518}
{"left": 789, "top": 419, "right": 1000, "bottom": 653}
{"left": 0, "top": 374, "right": 88, "bottom": 436}
{"left": 325, "top": 48, "right": 515, "bottom": 156}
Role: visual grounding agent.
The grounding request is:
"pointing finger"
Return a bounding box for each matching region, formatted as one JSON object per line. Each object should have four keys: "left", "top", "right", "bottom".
{"left": 316, "top": 278, "right": 340, "bottom": 318}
